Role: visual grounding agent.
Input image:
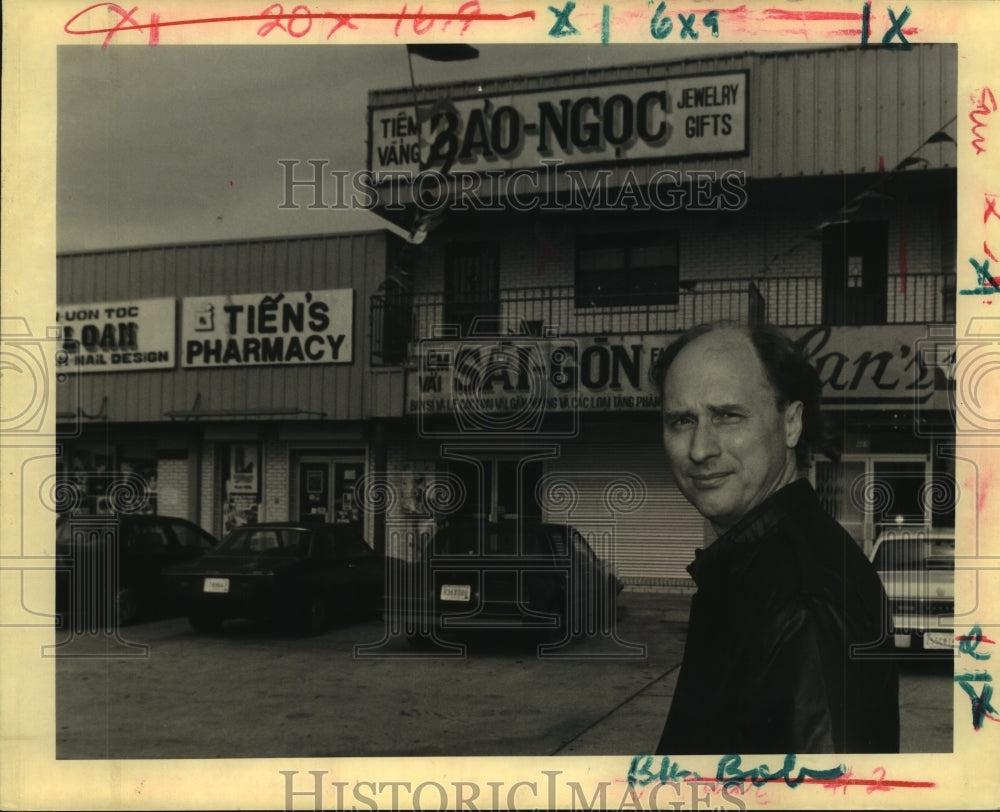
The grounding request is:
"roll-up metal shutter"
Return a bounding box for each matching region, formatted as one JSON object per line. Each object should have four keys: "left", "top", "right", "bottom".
{"left": 541, "top": 420, "right": 705, "bottom": 588}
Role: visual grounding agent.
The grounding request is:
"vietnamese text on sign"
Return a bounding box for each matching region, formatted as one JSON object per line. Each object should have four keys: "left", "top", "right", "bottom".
{"left": 56, "top": 297, "right": 176, "bottom": 373}
{"left": 369, "top": 72, "right": 748, "bottom": 175}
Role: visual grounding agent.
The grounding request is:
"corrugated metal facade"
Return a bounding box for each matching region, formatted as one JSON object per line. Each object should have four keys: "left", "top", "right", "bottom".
{"left": 54, "top": 46, "right": 955, "bottom": 581}
{"left": 542, "top": 421, "right": 704, "bottom": 587}
{"left": 57, "top": 232, "right": 392, "bottom": 423}
{"left": 367, "top": 45, "right": 956, "bottom": 589}
{"left": 369, "top": 44, "right": 957, "bottom": 183}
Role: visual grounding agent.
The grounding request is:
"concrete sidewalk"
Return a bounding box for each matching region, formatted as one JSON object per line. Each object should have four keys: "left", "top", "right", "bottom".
{"left": 555, "top": 590, "right": 691, "bottom": 755}
{"left": 587, "top": 588, "right": 954, "bottom": 755}
{"left": 618, "top": 590, "right": 693, "bottom": 623}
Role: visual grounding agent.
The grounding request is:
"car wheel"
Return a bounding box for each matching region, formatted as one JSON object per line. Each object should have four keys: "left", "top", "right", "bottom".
{"left": 189, "top": 612, "right": 223, "bottom": 633}
{"left": 115, "top": 588, "right": 139, "bottom": 627}
{"left": 300, "top": 593, "right": 330, "bottom": 635}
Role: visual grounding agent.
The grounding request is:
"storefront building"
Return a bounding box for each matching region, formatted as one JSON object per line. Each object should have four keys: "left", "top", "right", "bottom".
{"left": 56, "top": 45, "right": 958, "bottom": 593}
{"left": 55, "top": 232, "right": 405, "bottom": 550}
{"left": 366, "top": 44, "right": 958, "bottom": 590}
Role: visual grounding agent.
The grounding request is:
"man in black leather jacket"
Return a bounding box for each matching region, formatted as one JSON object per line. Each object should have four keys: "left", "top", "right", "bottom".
{"left": 652, "top": 323, "right": 899, "bottom": 755}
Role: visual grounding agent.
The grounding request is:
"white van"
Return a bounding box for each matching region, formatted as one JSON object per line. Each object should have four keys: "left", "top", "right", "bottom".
{"left": 869, "top": 527, "right": 954, "bottom": 651}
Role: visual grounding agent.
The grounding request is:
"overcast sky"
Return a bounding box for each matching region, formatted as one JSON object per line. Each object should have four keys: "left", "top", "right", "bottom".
{"left": 58, "top": 43, "right": 792, "bottom": 253}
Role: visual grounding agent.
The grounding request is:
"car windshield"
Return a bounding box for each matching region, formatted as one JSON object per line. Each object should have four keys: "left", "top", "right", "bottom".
{"left": 219, "top": 527, "right": 309, "bottom": 556}
{"left": 432, "top": 523, "right": 553, "bottom": 556}
{"left": 873, "top": 537, "right": 954, "bottom": 571}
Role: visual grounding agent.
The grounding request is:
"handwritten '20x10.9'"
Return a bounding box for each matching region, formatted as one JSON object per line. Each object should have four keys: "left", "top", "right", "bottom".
{"left": 257, "top": 1, "right": 489, "bottom": 38}
{"left": 63, "top": 2, "right": 535, "bottom": 47}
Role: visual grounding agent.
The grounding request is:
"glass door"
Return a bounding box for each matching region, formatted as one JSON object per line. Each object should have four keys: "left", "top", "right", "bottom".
{"left": 812, "top": 455, "right": 929, "bottom": 556}
{"left": 332, "top": 461, "right": 364, "bottom": 529}
{"left": 494, "top": 458, "right": 543, "bottom": 522}
{"left": 871, "top": 459, "right": 929, "bottom": 537}
{"left": 298, "top": 461, "right": 331, "bottom": 523}
{"left": 294, "top": 456, "right": 365, "bottom": 529}
{"left": 443, "top": 455, "right": 544, "bottom": 523}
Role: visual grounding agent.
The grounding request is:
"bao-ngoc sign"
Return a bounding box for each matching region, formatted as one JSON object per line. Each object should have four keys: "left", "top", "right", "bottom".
{"left": 181, "top": 289, "right": 353, "bottom": 368}
{"left": 56, "top": 297, "right": 176, "bottom": 372}
{"left": 406, "top": 326, "right": 955, "bottom": 416}
{"left": 368, "top": 71, "right": 749, "bottom": 175}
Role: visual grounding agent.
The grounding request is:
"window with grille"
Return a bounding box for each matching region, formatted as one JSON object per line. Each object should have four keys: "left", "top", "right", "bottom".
{"left": 575, "top": 231, "right": 680, "bottom": 308}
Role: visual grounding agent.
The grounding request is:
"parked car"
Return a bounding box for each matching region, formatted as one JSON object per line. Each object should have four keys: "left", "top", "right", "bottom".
{"left": 162, "top": 522, "right": 384, "bottom": 634}
{"left": 56, "top": 514, "right": 219, "bottom": 627}
{"left": 870, "top": 526, "right": 955, "bottom": 651}
{"left": 397, "top": 519, "right": 623, "bottom": 646}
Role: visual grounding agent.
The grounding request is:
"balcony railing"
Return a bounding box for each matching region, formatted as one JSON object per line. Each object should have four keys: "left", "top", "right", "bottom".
{"left": 371, "top": 273, "right": 953, "bottom": 364}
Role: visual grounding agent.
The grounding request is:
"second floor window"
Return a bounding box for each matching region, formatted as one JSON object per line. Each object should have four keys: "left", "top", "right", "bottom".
{"left": 821, "top": 220, "right": 888, "bottom": 325}
{"left": 575, "top": 231, "right": 680, "bottom": 308}
{"left": 445, "top": 241, "right": 500, "bottom": 336}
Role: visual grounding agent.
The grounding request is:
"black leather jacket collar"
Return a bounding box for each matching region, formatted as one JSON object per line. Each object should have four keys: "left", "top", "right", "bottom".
{"left": 688, "top": 477, "right": 813, "bottom": 589}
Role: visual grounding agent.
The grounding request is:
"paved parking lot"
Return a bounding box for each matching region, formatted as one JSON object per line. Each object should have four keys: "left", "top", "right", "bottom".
{"left": 55, "top": 592, "right": 953, "bottom": 759}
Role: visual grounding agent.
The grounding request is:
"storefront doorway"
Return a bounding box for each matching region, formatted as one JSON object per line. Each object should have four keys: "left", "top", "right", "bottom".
{"left": 445, "top": 453, "right": 545, "bottom": 522}
{"left": 821, "top": 220, "right": 889, "bottom": 325}
{"left": 813, "top": 454, "right": 930, "bottom": 556}
{"left": 291, "top": 453, "right": 365, "bottom": 530}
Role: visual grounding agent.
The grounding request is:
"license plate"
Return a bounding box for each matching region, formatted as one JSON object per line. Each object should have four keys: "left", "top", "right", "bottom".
{"left": 203, "top": 577, "right": 230, "bottom": 594}
{"left": 924, "top": 632, "right": 954, "bottom": 650}
{"left": 440, "top": 584, "right": 471, "bottom": 602}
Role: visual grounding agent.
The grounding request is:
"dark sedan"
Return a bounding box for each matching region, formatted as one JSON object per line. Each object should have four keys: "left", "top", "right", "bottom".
{"left": 162, "top": 522, "right": 384, "bottom": 634}
{"left": 397, "top": 519, "right": 623, "bottom": 647}
{"left": 56, "top": 514, "right": 219, "bottom": 627}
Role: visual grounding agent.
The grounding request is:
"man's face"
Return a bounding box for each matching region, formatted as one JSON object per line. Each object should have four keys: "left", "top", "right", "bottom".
{"left": 661, "top": 329, "right": 803, "bottom": 534}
